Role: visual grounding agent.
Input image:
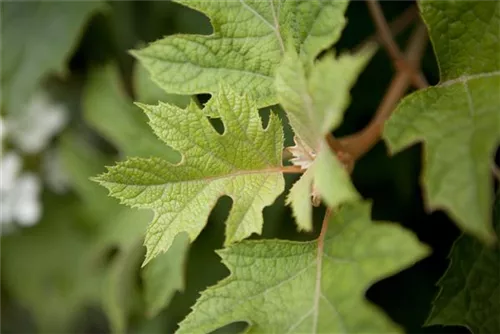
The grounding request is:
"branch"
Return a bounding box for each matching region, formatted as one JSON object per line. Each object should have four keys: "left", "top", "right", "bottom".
{"left": 280, "top": 165, "right": 305, "bottom": 174}
{"left": 356, "top": 5, "right": 419, "bottom": 52}
{"left": 340, "top": 23, "right": 429, "bottom": 160}
{"left": 366, "top": 0, "right": 428, "bottom": 89}
{"left": 322, "top": 5, "right": 422, "bottom": 167}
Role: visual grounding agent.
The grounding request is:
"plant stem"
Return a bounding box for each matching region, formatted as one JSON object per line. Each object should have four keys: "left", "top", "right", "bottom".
{"left": 366, "top": 0, "right": 428, "bottom": 89}
{"left": 340, "top": 22, "right": 429, "bottom": 160}
{"left": 356, "top": 5, "right": 419, "bottom": 52}
{"left": 311, "top": 207, "right": 332, "bottom": 332}
{"left": 280, "top": 165, "right": 305, "bottom": 174}
{"left": 321, "top": 5, "right": 424, "bottom": 167}
{"left": 319, "top": 208, "right": 332, "bottom": 244}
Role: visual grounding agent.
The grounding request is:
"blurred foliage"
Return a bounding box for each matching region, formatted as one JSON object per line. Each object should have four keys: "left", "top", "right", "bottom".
{"left": 1, "top": 1, "right": 494, "bottom": 334}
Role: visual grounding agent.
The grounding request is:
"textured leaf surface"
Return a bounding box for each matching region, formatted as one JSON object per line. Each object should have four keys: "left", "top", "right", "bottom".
{"left": 133, "top": 0, "right": 348, "bottom": 107}
{"left": 276, "top": 48, "right": 373, "bottom": 230}
{"left": 178, "top": 202, "right": 429, "bottom": 334}
{"left": 427, "top": 191, "right": 500, "bottom": 333}
{"left": 1, "top": 1, "right": 103, "bottom": 113}
{"left": 384, "top": 0, "right": 500, "bottom": 243}
{"left": 95, "top": 88, "right": 284, "bottom": 264}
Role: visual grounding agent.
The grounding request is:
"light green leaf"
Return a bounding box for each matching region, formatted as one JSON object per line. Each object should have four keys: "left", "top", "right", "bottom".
{"left": 142, "top": 233, "right": 189, "bottom": 318}
{"left": 426, "top": 191, "right": 500, "bottom": 333}
{"left": 276, "top": 47, "right": 374, "bottom": 230}
{"left": 178, "top": 201, "right": 430, "bottom": 334}
{"left": 95, "top": 87, "right": 285, "bottom": 264}
{"left": 133, "top": 0, "right": 348, "bottom": 108}
{"left": 276, "top": 48, "right": 374, "bottom": 151}
{"left": 384, "top": 0, "right": 500, "bottom": 243}
{"left": 286, "top": 167, "right": 315, "bottom": 231}
{"left": 1, "top": 1, "right": 104, "bottom": 113}
{"left": 84, "top": 64, "right": 180, "bottom": 161}
{"left": 313, "top": 145, "right": 358, "bottom": 208}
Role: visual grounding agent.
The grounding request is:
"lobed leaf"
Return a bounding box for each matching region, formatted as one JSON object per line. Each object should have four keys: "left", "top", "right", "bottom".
{"left": 384, "top": 0, "right": 500, "bottom": 243}
{"left": 133, "top": 0, "right": 349, "bottom": 108}
{"left": 95, "top": 87, "right": 285, "bottom": 264}
{"left": 178, "top": 201, "right": 430, "bottom": 334}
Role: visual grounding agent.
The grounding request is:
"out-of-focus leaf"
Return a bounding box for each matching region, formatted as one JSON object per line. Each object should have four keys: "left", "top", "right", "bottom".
{"left": 426, "top": 191, "right": 500, "bottom": 333}
{"left": 142, "top": 233, "right": 189, "bottom": 318}
{"left": 384, "top": 0, "right": 500, "bottom": 243}
{"left": 83, "top": 64, "right": 178, "bottom": 161}
{"left": 1, "top": 1, "right": 104, "bottom": 113}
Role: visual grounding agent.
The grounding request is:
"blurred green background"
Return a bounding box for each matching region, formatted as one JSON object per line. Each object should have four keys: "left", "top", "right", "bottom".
{"left": 0, "top": 1, "right": 482, "bottom": 333}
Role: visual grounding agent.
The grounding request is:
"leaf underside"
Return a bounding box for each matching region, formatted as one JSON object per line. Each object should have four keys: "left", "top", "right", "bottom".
{"left": 95, "top": 87, "right": 285, "bottom": 265}
{"left": 133, "top": 0, "right": 349, "bottom": 108}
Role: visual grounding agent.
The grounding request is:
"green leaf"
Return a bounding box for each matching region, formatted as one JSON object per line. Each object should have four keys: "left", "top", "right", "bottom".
{"left": 95, "top": 87, "right": 285, "bottom": 264}
{"left": 84, "top": 64, "right": 181, "bottom": 161}
{"left": 178, "top": 201, "right": 430, "bottom": 334}
{"left": 384, "top": 0, "right": 500, "bottom": 243}
{"left": 133, "top": 0, "right": 349, "bottom": 107}
{"left": 426, "top": 191, "right": 500, "bottom": 333}
{"left": 276, "top": 47, "right": 374, "bottom": 230}
{"left": 0, "top": 195, "right": 102, "bottom": 333}
{"left": 142, "top": 233, "right": 189, "bottom": 318}
{"left": 83, "top": 63, "right": 195, "bottom": 329}
{"left": 1, "top": 1, "right": 104, "bottom": 113}
{"left": 276, "top": 48, "right": 374, "bottom": 151}
{"left": 133, "top": 62, "right": 190, "bottom": 108}
{"left": 60, "top": 133, "right": 148, "bottom": 334}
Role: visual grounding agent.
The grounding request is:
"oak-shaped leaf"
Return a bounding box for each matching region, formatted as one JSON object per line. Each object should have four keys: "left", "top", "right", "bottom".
{"left": 384, "top": 0, "right": 500, "bottom": 243}
{"left": 178, "top": 201, "right": 430, "bottom": 334}
{"left": 133, "top": 0, "right": 349, "bottom": 108}
{"left": 426, "top": 191, "right": 500, "bottom": 333}
{"left": 94, "top": 87, "right": 285, "bottom": 265}
{"left": 276, "top": 47, "right": 374, "bottom": 230}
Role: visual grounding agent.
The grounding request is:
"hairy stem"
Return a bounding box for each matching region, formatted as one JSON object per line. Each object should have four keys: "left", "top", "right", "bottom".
{"left": 366, "top": 0, "right": 428, "bottom": 89}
